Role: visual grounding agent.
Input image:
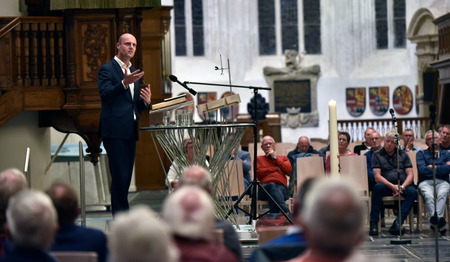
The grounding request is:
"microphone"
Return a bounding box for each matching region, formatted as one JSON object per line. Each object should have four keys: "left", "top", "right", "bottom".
{"left": 389, "top": 108, "right": 396, "bottom": 122}
{"left": 169, "top": 75, "right": 197, "bottom": 96}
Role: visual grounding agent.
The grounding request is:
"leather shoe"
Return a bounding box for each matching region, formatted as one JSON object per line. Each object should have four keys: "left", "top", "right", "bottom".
{"left": 389, "top": 220, "right": 405, "bottom": 235}
{"left": 369, "top": 222, "right": 378, "bottom": 236}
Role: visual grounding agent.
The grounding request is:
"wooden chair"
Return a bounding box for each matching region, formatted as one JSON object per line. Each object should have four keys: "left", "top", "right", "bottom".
{"left": 296, "top": 156, "right": 325, "bottom": 189}
{"left": 257, "top": 226, "right": 290, "bottom": 244}
{"left": 51, "top": 252, "right": 98, "bottom": 262}
{"left": 339, "top": 155, "right": 371, "bottom": 224}
{"left": 215, "top": 160, "right": 251, "bottom": 212}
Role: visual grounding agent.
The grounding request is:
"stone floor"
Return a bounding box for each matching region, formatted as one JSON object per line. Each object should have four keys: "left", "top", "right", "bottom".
{"left": 83, "top": 190, "right": 450, "bottom": 262}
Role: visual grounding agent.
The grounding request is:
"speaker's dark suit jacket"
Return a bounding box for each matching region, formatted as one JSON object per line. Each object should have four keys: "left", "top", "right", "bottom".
{"left": 98, "top": 58, "right": 149, "bottom": 214}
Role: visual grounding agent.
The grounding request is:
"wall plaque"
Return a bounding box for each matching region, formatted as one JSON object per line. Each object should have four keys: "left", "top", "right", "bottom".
{"left": 274, "top": 80, "right": 311, "bottom": 113}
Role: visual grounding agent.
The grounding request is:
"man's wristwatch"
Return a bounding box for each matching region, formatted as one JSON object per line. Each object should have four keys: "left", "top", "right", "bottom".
{"left": 400, "top": 185, "right": 405, "bottom": 190}
{"left": 273, "top": 156, "right": 277, "bottom": 160}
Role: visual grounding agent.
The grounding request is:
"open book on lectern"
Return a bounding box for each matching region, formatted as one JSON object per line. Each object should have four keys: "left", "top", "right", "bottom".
{"left": 151, "top": 94, "right": 187, "bottom": 110}
{"left": 197, "top": 93, "right": 241, "bottom": 115}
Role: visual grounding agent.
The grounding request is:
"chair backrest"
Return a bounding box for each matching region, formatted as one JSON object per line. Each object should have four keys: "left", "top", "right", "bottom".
{"left": 51, "top": 252, "right": 98, "bottom": 262}
{"left": 257, "top": 226, "right": 290, "bottom": 244}
{"left": 406, "top": 151, "right": 418, "bottom": 185}
{"left": 296, "top": 156, "right": 325, "bottom": 189}
{"left": 216, "top": 160, "right": 245, "bottom": 197}
{"left": 339, "top": 155, "right": 369, "bottom": 197}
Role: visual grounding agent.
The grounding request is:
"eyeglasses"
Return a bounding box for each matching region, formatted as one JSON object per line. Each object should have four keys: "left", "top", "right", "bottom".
{"left": 403, "top": 134, "right": 414, "bottom": 137}
{"left": 371, "top": 137, "right": 380, "bottom": 141}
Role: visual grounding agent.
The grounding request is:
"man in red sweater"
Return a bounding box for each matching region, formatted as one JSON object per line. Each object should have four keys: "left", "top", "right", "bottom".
{"left": 257, "top": 136, "right": 293, "bottom": 215}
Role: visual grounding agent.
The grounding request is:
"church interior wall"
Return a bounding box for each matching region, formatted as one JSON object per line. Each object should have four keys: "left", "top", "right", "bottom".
{"left": 169, "top": 0, "right": 443, "bottom": 143}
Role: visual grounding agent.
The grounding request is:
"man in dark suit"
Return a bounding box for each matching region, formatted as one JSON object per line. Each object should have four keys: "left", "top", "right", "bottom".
{"left": 47, "top": 181, "right": 109, "bottom": 262}
{"left": 98, "top": 33, "right": 151, "bottom": 215}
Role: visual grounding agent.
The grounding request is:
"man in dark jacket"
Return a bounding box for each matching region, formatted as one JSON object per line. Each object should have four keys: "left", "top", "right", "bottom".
{"left": 287, "top": 136, "right": 318, "bottom": 195}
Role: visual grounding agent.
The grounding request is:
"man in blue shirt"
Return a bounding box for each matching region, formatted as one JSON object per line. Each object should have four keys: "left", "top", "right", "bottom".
{"left": 417, "top": 130, "right": 450, "bottom": 236}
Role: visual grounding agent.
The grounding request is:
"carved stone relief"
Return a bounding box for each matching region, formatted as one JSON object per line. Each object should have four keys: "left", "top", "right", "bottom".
{"left": 263, "top": 50, "right": 321, "bottom": 128}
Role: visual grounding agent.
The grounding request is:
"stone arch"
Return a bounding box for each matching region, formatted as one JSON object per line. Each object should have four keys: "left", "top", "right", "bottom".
{"left": 407, "top": 8, "right": 439, "bottom": 117}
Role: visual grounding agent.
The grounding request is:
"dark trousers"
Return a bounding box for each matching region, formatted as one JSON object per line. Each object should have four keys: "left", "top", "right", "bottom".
{"left": 258, "top": 182, "right": 290, "bottom": 213}
{"left": 103, "top": 134, "right": 136, "bottom": 215}
{"left": 370, "top": 182, "right": 417, "bottom": 224}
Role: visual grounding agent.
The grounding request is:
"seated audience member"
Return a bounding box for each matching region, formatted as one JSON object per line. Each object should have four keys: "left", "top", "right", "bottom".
{"left": 46, "top": 181, "right": 109, "bottom": 262}
{"left": 318, "top": 144, "right": 330, "bottom": 170}
{"left": 162, "top": 186, "right": 239, "bottom": 262}
{"left": 166, "top": 137, "right": 210, "bottom": 191}
{"left": 248, "top": 178, "right": 317, "bottom": 262}
{"left": 109, "top": 206, "right": 179, "bottom": 262}
{"left": 287, "top": 136, "right": 319, "bottom": 195}
{"left": 0, "top": 190, "right": 58, "bottom": 262}
{"left": 364, "top": 132, "right": 383, "bottom": 191}
{"left": 364, "top": 132, "right": 386, "bottom": 227}
{"left": 369, "top": 130, "right": 417, "bottom": 236}
{"left": 401, "top": 128, "right": 422, "bottom": 152}
{"left": 353, "top": 127, "right": 375, "bottom": 155}
{"left": 439, "top": 125, "right": 450, "bottom": 150}
{"left": 417, "top": 130, "right": 450, "bottom": 236}
{"left": 326, "top": 131, "right": 357, "bottom": 174}
{"left": 0, "top": 168, "right": 27, "bottom": 255}
{"left": 257, "top": 136, "right": 292, "bottom": 215}
{"left": 178, "top": 166, "right": 242, "bottom": 261}
{"left": 232, "top": 148, "right": 252, "bottom": 189}
{"left": 286, "top": 178, "right": 367, "bottom": 262}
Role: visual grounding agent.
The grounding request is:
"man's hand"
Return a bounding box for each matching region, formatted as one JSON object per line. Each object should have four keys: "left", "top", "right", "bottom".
{"left": 123, "top": 68, "right": 144, "bottom": 86}
{"left": 265, "top": 148, "right": 276, "bottom": 159}
{"left": 140, "top": 84, "right": 152, "bottom": 105}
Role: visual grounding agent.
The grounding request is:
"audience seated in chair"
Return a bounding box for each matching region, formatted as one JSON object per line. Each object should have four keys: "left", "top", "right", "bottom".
{"left": 369, "top": 130, "right": 417, "bottom": 236}
{"left": 257, "top": 136, "right": 292, "bottom": 215}
{"left": 401, "top": 128, "right": 423, "bottom": 152}
{"left": 353, "top": 127, "right": 375, "bottom": 155}
{"left": 417, "top": 130, "right": 450, "bottom": 236}
{"left": 0, "top": 190, "right": 58, "bottom": 262}
{"left": 0, "top": 168, "right": 27, "bottom": 255}
{"left": 286, "top": 136, "right": 319, "bottom": 195}
{"left": 46, "top": 181, "right": 109, "bottom": 262}
{"left": 285, "top": 178, "right": 368, "bottom": 262}
{"left": 326, "top": 131, "right": 357, "bottom": 174}
{"left": 177, "top": 166, "right": 242, "bottom": 261}
{"left": 162, "top": 186, "right": 239, "bottom": 262}
{"left": 439, "top": 125, "right": 450, "bottom": 150}
{"left": 248, "top": 178, "right": 318, "bottom": 262}
{"left": 109, "top": 205, "right": 179, "bottom": 262}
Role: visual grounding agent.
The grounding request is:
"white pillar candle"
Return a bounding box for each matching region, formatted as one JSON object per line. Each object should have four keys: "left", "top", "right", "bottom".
{"left": 329, "top": 100, "right": 339, "bottom": 177}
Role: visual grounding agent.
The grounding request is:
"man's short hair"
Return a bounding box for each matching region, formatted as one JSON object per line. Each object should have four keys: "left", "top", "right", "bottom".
{"left": 6, "top": 189, "right": 57, "bottom": 250}
{"left": 424, "top": 130, "right": 440, "bottom": 139}
{"left": 109, "top": 205, "right": 179, "bottom": 262}
{"left": 45, "top": 181, "right": 79, "bottom": 226}
{"left": 301, "top": 178, "right": 364, "bottom": 256}
{"left": 385, "top": 130, "right": 397, "bottom": 139}
{"left": 162, "top": 186, "right": 214, "bottom": 240}
{"left": 0, "top": 168, "right": 27, "bottom": 211}
{"left": 365, "top": 127, "right": 375, "bottom": 135}
{"left": 179, "top": 165, "right": 212, "bottom": 191}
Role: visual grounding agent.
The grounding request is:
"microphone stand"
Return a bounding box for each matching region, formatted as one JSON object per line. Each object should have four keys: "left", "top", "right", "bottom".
{"left": 429, "top": 105, "right": 439, "bottom": 262}
{"left": 390, "top": 114, "right": 412, "bottom": 245}
{"left": 183, "top": 80, "right": 293, "bottom": 224}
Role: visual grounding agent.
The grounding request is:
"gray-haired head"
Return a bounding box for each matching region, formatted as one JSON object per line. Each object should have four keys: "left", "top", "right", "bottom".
{"left": 6, "top": 189, "right": 58, "bottom": 250}
{"left": 300, "top": 178, "right": 364, "bottom": 258}
{"left": 109, "top": 205, "right": 179, "bottom": 262}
